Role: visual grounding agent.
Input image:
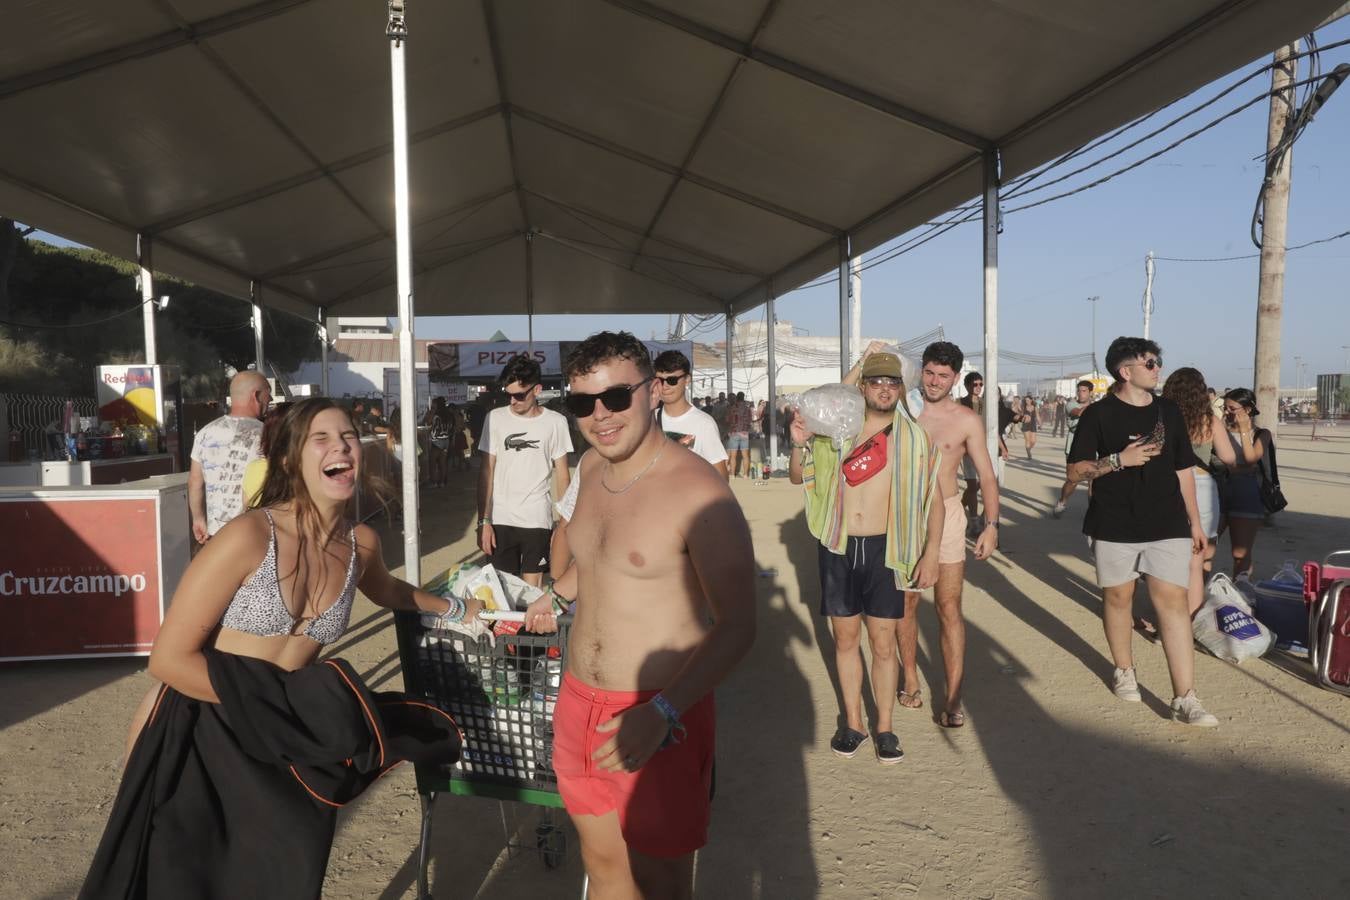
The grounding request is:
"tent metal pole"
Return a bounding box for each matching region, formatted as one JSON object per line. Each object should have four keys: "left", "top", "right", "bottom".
{"left": 838, "top": 236, "right": 851, "bottom": 379}
{"left": 724, "top": 311, "right": 734, "bottom": 397}
{"left": 250, "top": 280, "right": 265, "bottom": 374}
{"left": 388, "top": 0, "right": 421, "bottom": 585}
{"left": 849, "top": 254, "right": 862, "bottom": 364}
{"left": 137, "top": 234, "right": 156, "bottom": 365}
{"left": 526, "top": 231, "right": 535, "bottom": 348}
{"left": 982, "top": 150, "right": 1001, "bottom": 483}
{"left": 318, "top": 311, "right": 330, "bottom": 397}
{"left": 765, "top": 291, "right": 778, "bottom": 475}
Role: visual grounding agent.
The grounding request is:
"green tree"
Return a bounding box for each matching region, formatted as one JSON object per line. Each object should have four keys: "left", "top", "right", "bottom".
{"left": 1, "top": 235, "right": 319, "bottom": 400}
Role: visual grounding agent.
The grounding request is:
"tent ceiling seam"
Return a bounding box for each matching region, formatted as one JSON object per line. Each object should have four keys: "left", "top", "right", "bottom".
{"left": 480, "top": 0, "right": 533, "bottom": 236}
{"left": 0, "top": 0, "right": 316, "bottom": 100}
{"left": 259, "top": 185, "right": 515, "bottom": 278}
{"left": 185, "top": 38, "right": 395, "bottom": 250}
{"left": 325, "top": 232, "right": 521, "bottom": 312}
{"left": 599, "top": 0, "right": 990, "bottom": 151}
{"left": 510, "top": 104, "right": 841, "bottom": 236}
{"left": 630, "top": 0, "right": 782, "bottom": 272}
{"left": 522, "top": 188, "right": 764, "bottom": 276}
{"left": 729, "top": 151, "right": 984, "bottom": 310}
{"left": 143, "top": 105, "right": 502, "bottom": 235}
{"left": 536, "top": 230, "right": 723, "bottom": 303}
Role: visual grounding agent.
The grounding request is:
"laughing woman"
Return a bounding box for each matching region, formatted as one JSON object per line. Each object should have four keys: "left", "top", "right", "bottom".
{"left": 82, "top": 399, "right": 481, "bottom": 899}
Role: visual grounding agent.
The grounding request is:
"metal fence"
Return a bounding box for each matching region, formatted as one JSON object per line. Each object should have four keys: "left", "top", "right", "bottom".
{"left": 1, "top": 393, "right": 97, "bottom": 460}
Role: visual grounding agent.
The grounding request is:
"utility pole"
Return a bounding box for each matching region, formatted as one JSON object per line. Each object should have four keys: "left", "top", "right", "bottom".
{"left": 1294, "top": 355, "right": 1303, "bottom": 390}
{"left": 1142, "top": 252, "right": 1155, "bottom": 339}
{"left": 1086, "top": 295, "right": 1101, "bottom": 374}
{"left": 1254, "top": 41, "right": 1298, "bottom": 438}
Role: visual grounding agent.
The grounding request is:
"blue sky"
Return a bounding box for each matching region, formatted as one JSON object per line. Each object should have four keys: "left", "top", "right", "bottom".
{"left": 33, "top": 20, "right": 1350, "bottom": 391}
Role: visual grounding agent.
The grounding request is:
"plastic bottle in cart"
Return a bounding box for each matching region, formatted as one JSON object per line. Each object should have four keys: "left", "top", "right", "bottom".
{"left": 1272, "top": 560, "right": 1302, "bottom": 586}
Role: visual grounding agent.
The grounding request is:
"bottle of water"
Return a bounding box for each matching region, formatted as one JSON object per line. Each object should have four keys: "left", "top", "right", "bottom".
{"left": 1272, "top": 559, "right": 1302, "bottom": 586}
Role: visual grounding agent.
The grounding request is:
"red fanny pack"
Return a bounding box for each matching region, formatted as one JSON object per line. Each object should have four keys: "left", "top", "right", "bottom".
{"left": 842, "top": 426, "right": 891, "bottom": 486}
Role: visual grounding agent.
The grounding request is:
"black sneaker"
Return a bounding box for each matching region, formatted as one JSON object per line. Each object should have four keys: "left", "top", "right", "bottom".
{"left": 829, "top": 727, "right": 870, "bottom": 759}
{"left": 875, "top": 732, "right": 904, "bottom": 765}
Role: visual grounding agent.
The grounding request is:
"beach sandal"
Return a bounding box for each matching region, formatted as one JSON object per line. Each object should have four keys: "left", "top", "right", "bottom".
{"left": 939, "top": 710, "right": 966, "bottom": 728}
{"left": 897, "top": 688, "right": 924, "bottom": 710}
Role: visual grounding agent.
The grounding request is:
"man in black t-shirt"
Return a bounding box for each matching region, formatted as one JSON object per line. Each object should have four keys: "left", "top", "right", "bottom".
{"left": 1066, "top": 337, "right": 1218, "bottom": 727}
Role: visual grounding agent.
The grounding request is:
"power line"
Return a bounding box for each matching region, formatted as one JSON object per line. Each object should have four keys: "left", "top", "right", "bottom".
{"left": 1, "top": 298, "right": 154, "bottom": 330}
{"left": 1155, "top": 226, "right": 1350, "bottom": 262}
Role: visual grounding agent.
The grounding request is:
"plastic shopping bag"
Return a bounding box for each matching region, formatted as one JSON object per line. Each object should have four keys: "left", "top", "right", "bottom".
{"left": 793, "top": 384, "right": 864, "bottom": 449}
{"left": 1192, "top": 573, "right": 1274, "bottom": 663}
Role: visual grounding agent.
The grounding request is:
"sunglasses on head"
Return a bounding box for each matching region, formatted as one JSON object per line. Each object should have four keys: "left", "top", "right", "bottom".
{"left": 564, "top": 377, "right": 654, "bottom": 418}
{"left": 656, "top": 373, "right": 687, "bottom": 386}
{"left": 506, "top": 387, "right": 536, "bottom": 401}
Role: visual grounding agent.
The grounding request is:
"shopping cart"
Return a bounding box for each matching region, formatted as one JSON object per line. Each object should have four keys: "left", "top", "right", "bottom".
{"left": 394, "top": 600, "right": 578, "bottom": 900}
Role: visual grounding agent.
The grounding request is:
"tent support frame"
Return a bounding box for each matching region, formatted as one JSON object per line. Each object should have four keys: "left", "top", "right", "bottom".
{"left": 982, "top": 149, "right": 1001, "bottom": 485}
{"left": 137, "top": 234, "right": 156, "bottom": 366}
{"left": 389, "top": 0, "right": 422, "bottom": 586}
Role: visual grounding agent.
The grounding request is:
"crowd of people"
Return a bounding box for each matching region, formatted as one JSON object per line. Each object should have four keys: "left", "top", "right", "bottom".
{"left": 84, "top": 328, "right": 1296, "bottom": 898}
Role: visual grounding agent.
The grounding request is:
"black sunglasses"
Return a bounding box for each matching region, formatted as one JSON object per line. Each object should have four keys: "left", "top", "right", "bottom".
{"left": 1132, "top": 358, "right": 1164, "bottom": 371}
{"left": 564, "top": 378, "right": 654, "bottom": 418}
{"left": 506, "top": 387, "right": 536, "bottom": 401}
{"left": 657, "top": 374, "right": 687, "bottom": 386}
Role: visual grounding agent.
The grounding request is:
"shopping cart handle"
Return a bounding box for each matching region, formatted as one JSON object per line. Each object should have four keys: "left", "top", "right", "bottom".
{"left": 477, "top": 610, "right": 526, "bottom": 623}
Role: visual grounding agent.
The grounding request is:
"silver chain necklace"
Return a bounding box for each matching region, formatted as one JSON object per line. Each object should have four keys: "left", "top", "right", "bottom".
{"left": 600, "top": 439, "right": 666, "bottom": 495}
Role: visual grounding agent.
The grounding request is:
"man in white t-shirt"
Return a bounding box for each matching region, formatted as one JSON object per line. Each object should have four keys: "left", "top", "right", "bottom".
{"left": 477, "top": 355, "right": 573, "bottom": 587}
{"left": 188, "top": 371, "right": 270, "bottom": 544}
{"left": 652, "top": 350, "right": 729, "bottom": 479}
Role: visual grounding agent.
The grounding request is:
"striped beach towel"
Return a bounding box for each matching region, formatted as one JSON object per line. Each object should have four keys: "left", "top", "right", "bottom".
{"left": 802, "top": 405, "right": 941, "bottom": 587}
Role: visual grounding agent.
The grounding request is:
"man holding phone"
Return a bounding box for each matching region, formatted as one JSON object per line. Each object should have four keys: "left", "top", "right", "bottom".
{"left": 1066, "top": 337, "right": 1217, "bottom": 726}
{"left": 789, "top": 344, "right": 943, "bottom": 763}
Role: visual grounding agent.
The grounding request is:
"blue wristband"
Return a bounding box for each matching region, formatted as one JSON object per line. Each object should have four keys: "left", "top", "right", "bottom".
{"left": 651, "top": 693, "right": 687, "bottom": 747}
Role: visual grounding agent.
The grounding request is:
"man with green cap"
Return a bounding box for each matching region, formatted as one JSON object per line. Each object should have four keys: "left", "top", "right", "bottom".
{"left": 789, "top": 341, "right": 944, "bottom": 765}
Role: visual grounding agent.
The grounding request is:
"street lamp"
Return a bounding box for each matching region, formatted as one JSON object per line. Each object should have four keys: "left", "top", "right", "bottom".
{"left": 1294, "top": 355, "right": 1303, "bottom": 391}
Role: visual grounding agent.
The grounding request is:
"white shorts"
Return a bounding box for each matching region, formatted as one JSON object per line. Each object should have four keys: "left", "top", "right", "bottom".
{"left": 1090, "top": 538, "right": 1192, "bottom": 590}
{"left": 1193, "top": 469, "right": 1220, "bottom": 539}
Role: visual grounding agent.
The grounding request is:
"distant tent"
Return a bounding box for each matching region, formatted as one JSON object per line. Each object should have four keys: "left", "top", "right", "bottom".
{"left": 487, "top": 330, "right": 510, "bottom": 342}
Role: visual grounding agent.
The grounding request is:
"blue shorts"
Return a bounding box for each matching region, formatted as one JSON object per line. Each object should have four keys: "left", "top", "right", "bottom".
{"left": 818, "top": 536, "right": 906, "bottom": 619}
{"left": 726, "top": 434, "right": 749, "bottom": 450}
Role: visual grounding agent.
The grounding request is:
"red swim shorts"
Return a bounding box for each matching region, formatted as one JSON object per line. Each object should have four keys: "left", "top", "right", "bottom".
{"left": 552, "top": 673, "right": 715, "bottom": 858}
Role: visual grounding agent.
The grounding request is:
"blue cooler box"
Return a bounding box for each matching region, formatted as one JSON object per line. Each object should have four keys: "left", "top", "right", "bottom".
{"left": 1251, "top": 580, "right": 1309, "bottom": 651}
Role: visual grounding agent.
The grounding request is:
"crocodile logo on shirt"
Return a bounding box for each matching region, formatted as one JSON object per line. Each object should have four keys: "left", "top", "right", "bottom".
{"left": 504, "top": 432, "right": 540, "bottom": 451}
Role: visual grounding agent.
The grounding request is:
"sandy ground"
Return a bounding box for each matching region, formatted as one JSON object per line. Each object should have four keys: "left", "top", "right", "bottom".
{"left": 3, "top": 423, "right": 1349, "bottom": 899}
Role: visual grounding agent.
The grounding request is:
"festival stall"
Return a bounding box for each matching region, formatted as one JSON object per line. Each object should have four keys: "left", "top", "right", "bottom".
{"left": 0, "top": 473, "right": 190, "bottom": 662}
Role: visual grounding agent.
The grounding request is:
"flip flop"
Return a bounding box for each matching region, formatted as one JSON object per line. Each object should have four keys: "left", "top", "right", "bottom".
{"left": 939, "top": 710, "right": 966, "bottom": 728}
{"left": 897, "top": 688, "right": 924, "bottom": 710}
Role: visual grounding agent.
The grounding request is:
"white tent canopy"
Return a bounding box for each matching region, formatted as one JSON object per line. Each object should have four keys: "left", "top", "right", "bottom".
{"left": 1, "top": 0, "right": 1340, "bottom": 321}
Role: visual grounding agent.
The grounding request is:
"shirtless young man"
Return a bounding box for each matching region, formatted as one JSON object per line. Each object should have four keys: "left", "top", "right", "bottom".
{"left": 523, "top": 331, "right": 756, "bottom": 899}
{"left": 887, "top": 342, "right": 1000, "bottom": 727}
{"left": 791, "top": 346, "right": 943, "bottom": 764}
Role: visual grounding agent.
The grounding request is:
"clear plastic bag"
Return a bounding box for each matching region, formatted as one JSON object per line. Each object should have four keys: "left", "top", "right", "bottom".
{"left": 793, "top": 384, "right": 864, "bottom": 449}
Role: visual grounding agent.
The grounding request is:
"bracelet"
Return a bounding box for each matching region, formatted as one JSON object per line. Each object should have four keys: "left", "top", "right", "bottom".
{"left": 478, "top": 517, "right": 490, "bottom": 526}
{"left": 546, "top": 584, "right": 571, "bottom": 614}
{"left": 651, "top": 693, "right": 688, "bottom": 747}
{"left": 437, "top": 595, "right": 466, "bottom": 625}
{"left": 1108, "top": 452, "right": 1122, "bottom": 471}
{"left": 985, "top": 520, "right": 999, "bottom": 530}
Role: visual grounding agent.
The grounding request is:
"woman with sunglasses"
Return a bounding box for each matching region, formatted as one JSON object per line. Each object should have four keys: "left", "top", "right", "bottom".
{"left": 1218, "top": 388, "right": 1268, "bottom": 577}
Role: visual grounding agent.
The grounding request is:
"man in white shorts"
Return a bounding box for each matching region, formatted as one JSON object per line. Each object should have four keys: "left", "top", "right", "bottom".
{"left": 1066, "top": 336, "right": 1217, "bottom": 726}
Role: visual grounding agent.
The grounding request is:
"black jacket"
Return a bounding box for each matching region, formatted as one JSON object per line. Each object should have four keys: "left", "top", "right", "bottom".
{"left": 80, "top": 651, "right": 460, "bottom": 900}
